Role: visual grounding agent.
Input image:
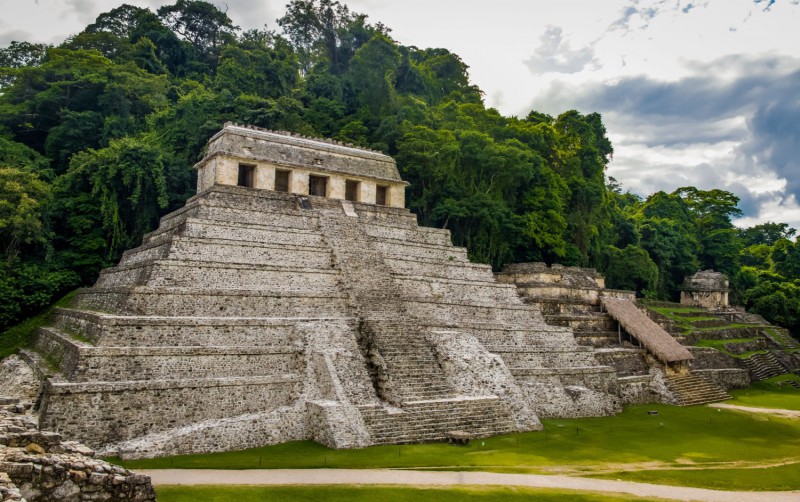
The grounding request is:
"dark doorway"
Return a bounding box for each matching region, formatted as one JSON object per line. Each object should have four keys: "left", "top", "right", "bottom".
{"left": 309, "top": 175, "right": 328, "bottom": 197}
{"left": 345, "top": 180, "right": 360, "bottom": 202}
{"left": 275, "top": 169, "right": 290, "bottom": 192}
{"left": 375, "top": 186, "right": 388, "bottom": 205}
{"left": 238, "top": 164, "right": 255, "bottom": 188}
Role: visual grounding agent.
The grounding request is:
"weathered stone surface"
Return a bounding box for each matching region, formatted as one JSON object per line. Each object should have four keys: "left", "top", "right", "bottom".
{"left": 0, "top": 357, "right": 39, "bottom": 406}
{"left": 0, "top": 398, "right": 155, "bottom": 502}
{"left": 680, "top": 270, "right": 730, "bottom": 308}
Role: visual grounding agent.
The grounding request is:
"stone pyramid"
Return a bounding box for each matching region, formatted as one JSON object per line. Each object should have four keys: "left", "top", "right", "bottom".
{"left": 30, "top": 124, "right": 620, "bottom": 458}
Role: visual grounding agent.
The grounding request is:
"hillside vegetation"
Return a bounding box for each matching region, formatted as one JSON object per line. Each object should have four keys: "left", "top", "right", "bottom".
{"left": 1, "top": 0, "right": 798, "bottom": 340}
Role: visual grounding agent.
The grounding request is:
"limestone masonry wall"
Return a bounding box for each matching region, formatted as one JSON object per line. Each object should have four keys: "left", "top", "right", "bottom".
{"left": 0, "top": 397, "right": 155, "bottom": 501}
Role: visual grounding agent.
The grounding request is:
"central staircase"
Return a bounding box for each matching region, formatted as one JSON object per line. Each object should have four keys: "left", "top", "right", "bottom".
{"left": 315, "top": 204, "right": 516, "bottom": 442}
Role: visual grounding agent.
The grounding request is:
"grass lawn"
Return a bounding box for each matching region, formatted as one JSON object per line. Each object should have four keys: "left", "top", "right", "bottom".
{"left": 154, "top": 485, "right": 666, "bottom": 502}
{"left": 113, "top": 402, "right": 800, "bottom": 490}
{"left": 728, "top": 377, "right": 800, "bottom": 411}
{"left": 590, "top": 462, "right": 800, "bottom": 492}
{"left": 642, "top": 304, "right": 755, "bottom": 334}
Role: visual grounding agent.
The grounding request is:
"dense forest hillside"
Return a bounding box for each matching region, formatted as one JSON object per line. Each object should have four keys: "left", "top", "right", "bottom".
{"left": 0, "top": 0, "right": 798, "bottom": 339}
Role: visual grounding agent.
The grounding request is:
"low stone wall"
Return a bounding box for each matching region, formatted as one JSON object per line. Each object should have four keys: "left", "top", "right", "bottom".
{"left": 468, "top": 325, "right": 579, "bottom": 350}
{"left": 41, "top": 377, "right": 300, "bottom": 447}
{"left": 514, "top": 367, "right": 621, "bottom": 418}
{"left": 361, "top": 222, "right": 452, "bottom": 246}
{"left": 51, "top": 309, "right": 310, "bottom": 348}
{"left": 593, "top": 348, "right": 651, "bottom": 377}
{"left": 394, "top": 276, "right": 520, "bottom": 304}
{"left": 773, "top": 351, "right": 800, "bottom": 372}
{"left": 513, "top": 285, "right": 600, "bottom": 303}
{"left": 498, "top": 349, "right": 597, "bottom": 368}
{"left": 692, "top": 369, "right": 750, "bottom": 389}
{"left": 74, "top": 288, "right": 350, "bottom": 317}
{"left": 113, "top": 405, "right": 308, "bottom": 459}
{"left": 617, "top": 374, "right": 659, "bottom": 404}
{"left": 497, "top": 262, "right": 606, "bottom": 289}
{"left": 63, "top": 348, "right": 301, "bottom": 382}
{"left": 384, "top": 256, "right": 494, "bottom": 282}
{"left": 687, "top": 347, "right": 742, "bottom": 370}
{"left": 682, "top": 327, "right": 765, "bottom": 345}
{"left": 181, "top": 217, "right": 325, "bottom": 247}
{"left": 0, "top": 397, "right": 155, "bottom": 501}
{"left": 373, "top": 239, "right": 469, "bottom": 263}
{"left": 406, "top": 300, "right": 542, "bottom": 325}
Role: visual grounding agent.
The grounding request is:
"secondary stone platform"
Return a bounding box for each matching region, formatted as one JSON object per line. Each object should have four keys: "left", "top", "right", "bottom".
{"left": 22, "top": 124, "right": 621, "bottom": 458}
{"left": 498, "top": 263, "right": 736, "bottom": 406}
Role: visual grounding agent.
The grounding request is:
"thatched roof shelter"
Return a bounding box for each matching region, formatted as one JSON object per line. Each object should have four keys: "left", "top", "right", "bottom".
{"left": 601, "top": 298, "right": 693, "bottom": 363}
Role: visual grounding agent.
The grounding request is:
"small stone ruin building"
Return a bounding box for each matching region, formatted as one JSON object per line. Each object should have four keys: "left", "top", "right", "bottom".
{"left": 8, "top": 124, "right": 735, "bottom": 459}
{"left": 680, "top": 270, "right": 730, "bottom": 309}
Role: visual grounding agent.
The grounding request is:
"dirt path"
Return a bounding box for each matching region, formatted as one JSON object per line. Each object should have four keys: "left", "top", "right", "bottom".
{"left": 139, "top": 469, "right": 800, "bottom": 502}
{"left": 708, "top": 403, "right": 800, "bottom": 418}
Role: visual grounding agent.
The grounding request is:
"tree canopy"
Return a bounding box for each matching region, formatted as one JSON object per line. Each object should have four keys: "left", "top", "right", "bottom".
{"left": 0, "top": 0, "right": 796, "bottom": 340}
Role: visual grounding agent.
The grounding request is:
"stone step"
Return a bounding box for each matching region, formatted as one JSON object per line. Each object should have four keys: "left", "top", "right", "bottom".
{"left": 385, "top": 256, "right": 495, "bottom": 283}
{"left": 35, "top": 326, "right": 305, "bottom": 382}
{"left": 174, "top": 217, "right": 324, "bottom": 247}
{"left": 51, "top": 308, "right": 352, "bottom": 347}
{"left": 96, "top": 261, "right": 341, "bottom": 292}
{"left": 392, "top": 275, "right": 521, "bottom": 305}
{"left": 72, "top": 287, "right": 351, "bottom": 317}
{"left": 317, "top": 211, "right": 457, "bottom": 410}
{"left": 360, "top": 222, "right": 453, "bottom": 247}
{"left": 372, "top": 239, "right": 470, "bottom": 264}
{"left": 743, "top": 352, "right": 787, "bottom": 381}
{"left": 357, "top": 397, "right": 516, "bottom": 444}
{"left": 665, "top": 374, "right": 731, "bottom": 406}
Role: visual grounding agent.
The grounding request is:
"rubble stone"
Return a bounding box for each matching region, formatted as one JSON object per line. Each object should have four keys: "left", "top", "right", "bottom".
{"left": 0, "top": 398, "right": 155, "bottom": 502}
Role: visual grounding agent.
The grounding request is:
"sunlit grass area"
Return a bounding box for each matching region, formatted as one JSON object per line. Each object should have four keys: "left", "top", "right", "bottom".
{"left": 728, "top": 377, "right": 800, "bottom": 411}
{"left": 589, "top": 462, "right": 800, "bottom": 492}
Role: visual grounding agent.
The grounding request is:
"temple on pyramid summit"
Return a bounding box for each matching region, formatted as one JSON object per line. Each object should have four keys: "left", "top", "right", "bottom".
{"left": 23, "top": 123, "right": 743, "bottom": 459}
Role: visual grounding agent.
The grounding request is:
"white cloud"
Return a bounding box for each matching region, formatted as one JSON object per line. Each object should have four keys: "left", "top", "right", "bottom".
{"left": 524, "top": 25, "right": 596, "bottom": 75}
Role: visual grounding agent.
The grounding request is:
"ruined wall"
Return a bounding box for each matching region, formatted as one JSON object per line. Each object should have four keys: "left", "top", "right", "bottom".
{"left": 41, "top": 379, "right": 300, "bottom": 447}
{"left": 680, "top": 270, "right": 730, "bottom": 309}
{"left": 426, "top": 330, "right": 541, "bottom": 430}
{"left": 0, "top": 397, "right": 155, "bottom": 501}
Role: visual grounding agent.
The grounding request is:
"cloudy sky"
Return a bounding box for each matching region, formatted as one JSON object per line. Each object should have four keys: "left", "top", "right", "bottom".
{"left": 2, "top": 0, "right": 800, "bottom": 231}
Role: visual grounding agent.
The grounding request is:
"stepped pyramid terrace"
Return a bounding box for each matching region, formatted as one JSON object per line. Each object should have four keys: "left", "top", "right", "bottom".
{"left": 13, "top": 123, "right": 793, "bottom": 459}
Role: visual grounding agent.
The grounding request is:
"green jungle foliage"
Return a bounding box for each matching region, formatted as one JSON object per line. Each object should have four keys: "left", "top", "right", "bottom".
{"left": 0, "top": 0, "right": 798, "bottom": 340}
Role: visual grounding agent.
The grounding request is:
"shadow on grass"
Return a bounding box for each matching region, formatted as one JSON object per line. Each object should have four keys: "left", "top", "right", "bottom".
{"left": 155, "top": 484, "right": 666, "bottom": 502}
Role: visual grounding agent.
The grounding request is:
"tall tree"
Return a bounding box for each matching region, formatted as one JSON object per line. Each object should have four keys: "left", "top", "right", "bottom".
{"left": 158, "top": 0, "right": 238, "bottom": 70}
{"left": 673, "top": 187, "right": 743, "bottom": 275}
{"left": 740, "top": 222, "right": 797, "bottom": 247}
{"left": 278, "top": 0, "right": 388, "bottom": 74}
